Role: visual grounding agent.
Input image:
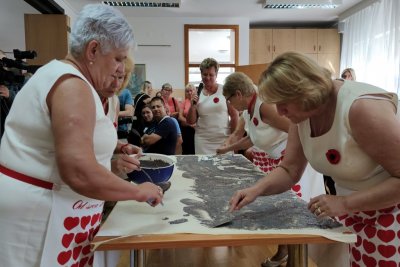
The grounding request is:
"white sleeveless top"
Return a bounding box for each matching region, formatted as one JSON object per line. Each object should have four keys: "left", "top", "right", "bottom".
{"left": 298, "top": 81, "right": 398, "bottom": 191}
{"left": 196, "top": 84, "right": 230, "bottom": 135}
{"left": 242, "top": 96, "right": 287, "bottom": 158}
{"left": 0, "top": 60, "right": 117, "bottom": 184}
{"left": 195, "top": 84, "right": 230, "bottom": 154}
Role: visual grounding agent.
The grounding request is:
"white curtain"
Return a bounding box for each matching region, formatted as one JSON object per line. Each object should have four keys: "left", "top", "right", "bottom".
{"left": 340, "top": 0, "right": 400, "bottom": 93}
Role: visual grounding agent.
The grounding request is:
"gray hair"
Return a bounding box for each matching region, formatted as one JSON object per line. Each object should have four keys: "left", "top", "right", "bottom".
{"left": 69, "top": 4, "right": 134, "bottom": 57}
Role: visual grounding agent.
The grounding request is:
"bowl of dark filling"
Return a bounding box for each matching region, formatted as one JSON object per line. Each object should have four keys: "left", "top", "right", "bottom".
{"left": 127, "top": 153, "right": 175, "bottom": 185}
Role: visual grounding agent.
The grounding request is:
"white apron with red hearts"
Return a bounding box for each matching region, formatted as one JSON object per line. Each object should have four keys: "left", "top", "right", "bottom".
{"left": 40, "top": 185, "right": 103, "bottom": 267}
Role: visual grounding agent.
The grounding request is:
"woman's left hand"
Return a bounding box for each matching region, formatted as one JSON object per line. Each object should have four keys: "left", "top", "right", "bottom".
{"left": 121, "top": 143, "right": 142, "bottom": 155}
{"left": 113, "top": 144, "right": 143, "bottom": 174}
{"left": 308, "top": 194, "right": 348, "bottom": 218}
{"left": 113, "top": 153, "right": 141, "bottom": 174}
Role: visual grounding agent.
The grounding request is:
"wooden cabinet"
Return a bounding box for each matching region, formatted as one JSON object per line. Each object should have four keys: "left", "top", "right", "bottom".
{"left": 249, "top": 29, "right": 273, "bottom": 64}
{"left": 296, "top": 29, "right": 340, "bottom": 77}
{"left": 249, "top": 29, "right": 296, "bottom": 64}
{"left": 317, "top": 29, "right": 340, "bottom": 54}
{"left": 24, "top": 14, "right": 70, "bottom": 66}
{"left": 249, "top": 28, "right": 341, "bottom": 78}
{"left": 272, "top": 29, "right": 296, "bottom": 56}
{"left": 295, "top": 29, "right": 318, "bottom": 54}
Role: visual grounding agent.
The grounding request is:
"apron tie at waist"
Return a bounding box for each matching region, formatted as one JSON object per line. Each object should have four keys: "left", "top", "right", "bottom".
{"left": 0, "top": 164, "right": 53, "bottom": 190}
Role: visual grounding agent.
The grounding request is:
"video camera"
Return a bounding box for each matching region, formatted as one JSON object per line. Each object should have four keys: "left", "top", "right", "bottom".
{"left": 0, "top": 49, "right": 38, "bottom": 85}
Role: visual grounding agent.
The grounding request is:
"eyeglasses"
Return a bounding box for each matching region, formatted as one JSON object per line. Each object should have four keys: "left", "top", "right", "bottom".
{"left": 226, "top": 94, "right": 235, "bottom": 102}
{"left": 162, "top": 88, "right": 172, "bottom": 92}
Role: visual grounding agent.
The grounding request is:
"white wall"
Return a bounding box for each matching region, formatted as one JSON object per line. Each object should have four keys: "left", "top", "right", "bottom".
{"left": 0, "top": 0, "right": 249, "bottom": 91}
{"left": 128, "top": 17, "right": 249, "bottom": 90}
{"left": 0, "top": 0, "right": 38, "bottom": 55}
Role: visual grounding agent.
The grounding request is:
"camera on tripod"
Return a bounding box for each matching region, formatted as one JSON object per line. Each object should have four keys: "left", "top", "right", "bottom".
{"left": 0, "top": 49, "right": 38, "bottom": 85}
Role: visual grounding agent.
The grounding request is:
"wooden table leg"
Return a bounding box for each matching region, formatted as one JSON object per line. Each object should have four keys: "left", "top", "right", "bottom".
{"left": 287, "top": 244, "right": 308, "bottom": 267}
{"left": 130, "top": 249, "right": 145, "bottom": 267}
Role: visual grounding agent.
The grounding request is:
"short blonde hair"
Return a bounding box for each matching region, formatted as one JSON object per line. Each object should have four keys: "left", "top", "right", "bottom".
{"left": 258, "top": 52, "right": 333, "bottom": 111}
{"left": 223, "top": 72, "right": 255, "bottom": 98}
{"left": 185, "top": 83, "right": 196, "bottom": 92}
{"left": 200, "top": 58, "right": 219, "bottom": 73}
{"left": 118, "top": 56, "right": 134, "bottom": 93}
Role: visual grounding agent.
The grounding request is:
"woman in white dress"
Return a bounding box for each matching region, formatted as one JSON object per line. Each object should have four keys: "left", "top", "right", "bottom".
{"left": 0, "top": 4, "right": 163, "bottom": 267}
{"left": 186, "top": 58, "right": 239, "bottom": 154}
{"left": 229, "top": 52, "right": 400, "bottom": 266}
{"left": 217, "top": 72, "right": 324, "bottom": 266}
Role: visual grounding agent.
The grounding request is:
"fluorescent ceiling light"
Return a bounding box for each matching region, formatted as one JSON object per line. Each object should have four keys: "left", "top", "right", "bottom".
{"left": 103, "top": 0, "right": 180, "bottom": 8}
{"left": 263, "top": 0, "right": 342, "bottom": 9}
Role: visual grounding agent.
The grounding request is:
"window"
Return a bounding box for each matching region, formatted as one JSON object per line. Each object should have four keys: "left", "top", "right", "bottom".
{"left": 184, "top": 25, "right": 239, "bottom": 86}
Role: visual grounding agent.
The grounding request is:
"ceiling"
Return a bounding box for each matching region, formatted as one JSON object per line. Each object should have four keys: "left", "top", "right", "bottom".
{"left": 62, "top": 0, "right": 364, "bottom": 26}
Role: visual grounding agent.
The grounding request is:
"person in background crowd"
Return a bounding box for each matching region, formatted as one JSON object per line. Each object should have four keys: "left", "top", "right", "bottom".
{"left": 178, "top": 83, "right": 197, "bottom": 154}
{"left": 141, "top": 96, "right": 178, "bottom": 155}
{"left": 0, "top": 50, "right": 25, "bottom": 140}
{"left": 142, "top": 80, "right": 154, "bottom": 96}
{"left": 0, "top": 5, "right": 163, "bottom": 267}
{"left": 229, "top": 52, "right": 400, "bottom": 267}
{"left": 341, "top": 68, "right": 356, "bottom": 81}
{"left": 218, "top": 72, "right": 324, "bottom": 267}
{"left": 128, "top": 104, "right": 156, "bottom": 147}
{"left": 104, "top": 56, "right": 133, "bottom": 129}
{"left": 117, "top": 85, "right": 134, "bottom": 139}
{"left": 130, "top": 80, "right": 153, "bottom": 137}
{"left": 160, "top": 82, "right": 180, "bottom": 119}
{"left": 186, "top": 58, "right": 238, "bottom": 154}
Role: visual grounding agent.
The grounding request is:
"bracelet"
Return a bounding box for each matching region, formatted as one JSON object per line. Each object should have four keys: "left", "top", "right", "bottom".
{"left": 277, "top": 165, "right": 290, "bottom": 175}
{"left": 120, "top": 143, "right": 129, "bottom": 154}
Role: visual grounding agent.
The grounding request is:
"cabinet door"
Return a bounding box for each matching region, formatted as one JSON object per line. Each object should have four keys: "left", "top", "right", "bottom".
{"left": 25, "top": 14, "right": 70, "bottom": 66}
{"left": 249, "top": 29, "right": 273, "bottom": 64}
{"left": 318, "top": 53, "right": 340, "bottom": 78}
{"left": 272, "top": 29, "right": 296, "bottom": 56}
{"left": 317, "top": 29, "right": 340, "bottom": 54}
{"left": 296, "top": 29, "right": 318, "bottom": 54}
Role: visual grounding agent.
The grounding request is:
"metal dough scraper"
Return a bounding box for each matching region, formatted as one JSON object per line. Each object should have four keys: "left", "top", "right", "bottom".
{"left": 210, "top": 213, "right": 235, "bottom": 228}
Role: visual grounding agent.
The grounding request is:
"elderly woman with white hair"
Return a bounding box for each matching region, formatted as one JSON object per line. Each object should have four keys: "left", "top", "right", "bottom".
{"left": 0, "top": 4, "right": 163, "bottom": 267}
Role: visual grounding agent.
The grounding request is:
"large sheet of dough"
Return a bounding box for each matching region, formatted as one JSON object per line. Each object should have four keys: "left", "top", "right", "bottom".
{"left": 98, "top": 155, "right": 355, "bottom": 244}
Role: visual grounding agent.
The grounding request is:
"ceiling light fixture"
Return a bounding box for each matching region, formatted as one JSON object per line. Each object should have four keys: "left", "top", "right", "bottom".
{"left": 103, "top": 0, "right": 180, "bottom": 8}
{"left": 263, "top": 0, "right": 341, "bottom": 9}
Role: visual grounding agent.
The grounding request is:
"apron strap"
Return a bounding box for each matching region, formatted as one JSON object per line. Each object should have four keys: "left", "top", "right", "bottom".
{"left": 0, "top": 164, "right": 54, "bottom": 190}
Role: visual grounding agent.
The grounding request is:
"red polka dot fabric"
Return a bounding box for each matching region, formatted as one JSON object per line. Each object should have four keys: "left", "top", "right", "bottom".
{"left": 338, "top": 205, "right": 400, "bottom": 266}
{"left": 252, "top": 148, "right": 302, "bottom": 198}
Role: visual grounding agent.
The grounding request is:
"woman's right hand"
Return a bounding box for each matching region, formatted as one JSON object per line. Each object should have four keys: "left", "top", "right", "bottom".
{"left": 135, "top": 182, "right": 164, "bottom": 206}
{"left": 229, "top": 186, "right": 259, "bottom": 212}
{"left": 191, "top": 95, "right": 199, "bottom": 106}
{"left": 216, "top": 145, "right": 228, "bottom": 155}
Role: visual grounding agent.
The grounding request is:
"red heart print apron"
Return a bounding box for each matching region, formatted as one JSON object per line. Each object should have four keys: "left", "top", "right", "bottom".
{"left": 40, "top": 185, "right": 104, "bottom": 267}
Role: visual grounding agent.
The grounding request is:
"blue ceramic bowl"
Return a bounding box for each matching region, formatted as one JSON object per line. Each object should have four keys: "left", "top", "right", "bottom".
{"left": 127, "top": 153, "right": 175, "bottom": 184}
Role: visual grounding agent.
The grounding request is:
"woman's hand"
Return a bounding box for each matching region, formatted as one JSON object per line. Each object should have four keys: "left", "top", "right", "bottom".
{"left": 191, "top": 94, "right": 199, "bottom": 106}
{"left": 216, "top": 145, "right": 229, "bottom": 155}
{"left": 112, "top": 153, "right": 141, "bottom": 174}
{"left": 135, "top": 182, "right": 164, "bottom": 206}
{"left": 121, "top": 143, "right": 142, "bottom": 155}
{"left": 308, "top": 194, "right": 348, "bottom": 218}
{"left": 229, "top": 186, "right": 260, "bottom": 212}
